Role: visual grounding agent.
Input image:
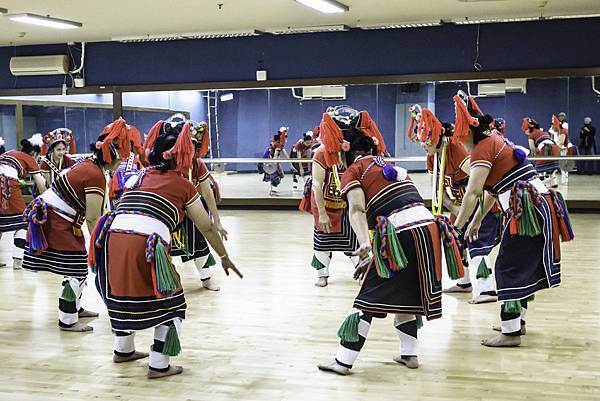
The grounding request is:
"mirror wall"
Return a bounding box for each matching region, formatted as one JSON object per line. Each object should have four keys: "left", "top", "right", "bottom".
{"left": 1, "top": 76, "right": 598, "bottom": 203}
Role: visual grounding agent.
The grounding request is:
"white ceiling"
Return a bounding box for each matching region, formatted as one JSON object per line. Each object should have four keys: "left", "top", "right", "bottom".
{"left": 0, "top": 0, "right": 598, "bottom": 46}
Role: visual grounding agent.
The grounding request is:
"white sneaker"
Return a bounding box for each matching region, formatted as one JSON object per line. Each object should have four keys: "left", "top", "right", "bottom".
{"left": 317, "top": 360, "right": 350, "bottom": 375}
{"left": 12, "top": 258, "right": 22, "bottom": 270}
{"left": 202, "top": 278, "right": 220, "bottom": 291}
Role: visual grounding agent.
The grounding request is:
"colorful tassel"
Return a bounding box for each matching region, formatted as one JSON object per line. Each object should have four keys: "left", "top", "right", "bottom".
{"left": 162, "top": 324, "right": 181, "bottom": 357}
{"left": 549, "top": 190, "right": 574, "bottom": 242}
{"left": 0, "top": 174, "right": 11, "bottom": 211}
{"left": 337, "top": 312, "right": 360, "bottom": 343}
{"left": 476, "top": 258, "right": 490, "bottom": 279}
{"left": 23, "top": 198, "right": 49, "bottom": 254}
{"left": 436, "top": 216, "right": 465, "bottom": 280}
{"left": 299, "top": 176, "right": 313, "bottom": 213}
{"left": 60, "top": 281, "right": 77, "bottom": 302}
{"left": 502, "top": 300, "right": 521, "bottom": 314}
{"left": 509, "top": 181, "right": 543, "bottom": 237}
{"left": 146, "top": 234, "right": 180, "bottom": 296}
{"left": 386, "top": 222, "right": 408, "bottom": 271}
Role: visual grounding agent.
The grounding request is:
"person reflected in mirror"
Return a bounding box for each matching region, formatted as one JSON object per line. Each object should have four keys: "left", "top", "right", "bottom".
{"left": 290, "top": 130, "right": 314, "bottom": 190}
{"left": 259, "top": 127, "right": 289, "bottom": 196}
{"left": 578, "top": 117, "right": 596, "bottom": 175}
{"left": 523, "top": 117, "right": 560, "bottom": 188}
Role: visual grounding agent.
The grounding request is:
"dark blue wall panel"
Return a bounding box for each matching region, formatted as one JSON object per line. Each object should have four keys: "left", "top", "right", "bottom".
{"left": 1, "top": 18, "right": 599, "bottom": 90}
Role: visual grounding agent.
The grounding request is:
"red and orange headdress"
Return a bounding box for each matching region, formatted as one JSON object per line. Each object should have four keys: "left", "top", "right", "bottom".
{"left": 452, "top": 91, "right": 483, "bottom": 144}
{"left": 416, "top": 108, "right": 444, "bottom": 146}
{"left": 355, "top": 110, "right": 387, "bottom": 156}
{"left": 521, "top": 117, "right": 538, "bottom": 134}
{"left": 42, "top": 128, "right": 76, "bottom": 155}
{"left": 142, "top": 120, "right": 194, "bottom": 174}
{"left": 318, "top": 112, "right": 346, "bottom": 167}
{"left": 96, "top": 118, "right": 139, "bottom": 163}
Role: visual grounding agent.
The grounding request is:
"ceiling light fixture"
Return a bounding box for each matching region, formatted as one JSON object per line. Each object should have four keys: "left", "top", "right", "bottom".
{"left": 361, "top": 21, "right": 442, "bottom": 30}
{"left": 5, "top": 13, "right": 82, "bottom": 29}
{"left": 294, "top": 0, "right": 348, "bottom": 14}
{"left": 267, "top": 24, "right": 350, "bottom": 34}
{"left": 112, "top": 30, "right": 263, "bottom": 42}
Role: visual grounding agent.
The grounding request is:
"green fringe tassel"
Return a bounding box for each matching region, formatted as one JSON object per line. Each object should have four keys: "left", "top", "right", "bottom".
{"left": 502, "top": 300, "right": 521, "bottom": 314}
{"left": 337, "top": 312, "right": 360, "bottom": 343}
{"left": 387, "top": 224, "right": 408, "bottom": 271}
{"left": 373, "top": 234, "right": 391, "bottom": 278}
{"left": 311, "top": 255, "right": 325, "bottom": 270}
{"left": 445, "top": 244, "right": 461, "bottom": 280}
{"left": 60, "top": 281, "right": 77, "bottom": 302}
{"left": 475, "top": 258, "right": 490, "bottom": 279}
{"left": 155, "top": 241, "right": 180, "bottom": 294}
{"left": 416, "top": 316, "right": 423, "bottom": 330}
{"left": 162, "top": 325, "right": 181, "bottom": 356}
{"left": 205, "top": 253, "right": 217, "bottom": 268}
{"left": 519, "top": 192, "right": 541, "bottom": 237}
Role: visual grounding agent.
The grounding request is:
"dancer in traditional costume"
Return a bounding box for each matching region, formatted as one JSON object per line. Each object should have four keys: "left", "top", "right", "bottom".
{"left": 549, "top": 113, "right": 576, "bottom": 184}
{"left": 169, "top": 118, "right": 227, "bottom": 291}
{"left": 40, "top": 128, "right": 76, "bottom": 187}
{"left": 317, "top": 111, "right": 464, "bottom": 375}
{"left": 259, "top": 128, "right": 288, "bottom": 195}
{"left": 22, "top": 118, "right": 135, "bottom": 332}
{"left": 91, "top": 121, "right": 241, "bottom": 379}
{"left": 0, "top": 135, "right": 47, "bottom": 269}
{"left": 522, "top": 117, "right": 560, "bottom": 188}
{"left": 290, "top": 131, "right": 314, "bottom": 190}
{"left": 300, "top": 106, "right": 366, "bottom": 287}
{"left": 452, "top": 93, "right": 573, "bottom": 347}
{"left": 409, "top": 105, "right": 500, "bottom": 304}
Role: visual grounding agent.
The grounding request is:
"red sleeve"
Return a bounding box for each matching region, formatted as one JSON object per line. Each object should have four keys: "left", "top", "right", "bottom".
{"left": 448, "top": 142, "right": 470, "bottom": 173}
{"left": 529, "top": 130, "right": 543, "bottom": 142}
{"left": 63, "top": 155, "right": 75, "bottom": 168}
{"left": 470, "top": 137, "right": 496, "bottom": 170}
{"left": 312, "top": 147, "right": 326, "bottom": 169}
{"left": 194, "top": 158, "right": 210, "bottom": 182}
{"left": 340, "top": 163, "right": 362, "bottom": 201}
{"left": 83, "top": 163, "right": 106, "bottom": 197}
{"left": 183, "top": 177, "right": 201, "bottom": 207}
{"left": 40, "top": 160, "right": 50, "bottom": 172}
{"left": 20, "top": 153, "right": 40, "bottom": 175}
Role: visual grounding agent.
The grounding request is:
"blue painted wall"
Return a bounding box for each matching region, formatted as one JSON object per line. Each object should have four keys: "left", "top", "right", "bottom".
{"left": 1, "top": 18, "right": 600, "bottom": 89}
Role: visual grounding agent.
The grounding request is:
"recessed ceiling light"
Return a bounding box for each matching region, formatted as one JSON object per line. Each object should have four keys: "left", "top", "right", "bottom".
{"left": 267, "top": 25, "right": 350, "bottom": 34}
{"left": 294, "top": 0, "right": 348, "bottom": 14}
{"left": 6, "top": 13, "right": 82, "bottom": 29}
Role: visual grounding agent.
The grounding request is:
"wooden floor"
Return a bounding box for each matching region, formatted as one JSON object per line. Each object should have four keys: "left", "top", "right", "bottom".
{"left": 1, "top": 211, "right": 599, "bottom": 401}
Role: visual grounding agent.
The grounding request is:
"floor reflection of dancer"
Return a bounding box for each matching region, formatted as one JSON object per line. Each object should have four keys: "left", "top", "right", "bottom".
{"left": 318, "top": 111, "right": 463, "bottom": 374}
{"left": 409, "top": 105, "right": 499, "bottom": 304}
{"left": 23, "top": 119, "right": 132, "bottom": 331}
{"left": 452, "top": 93, "right": 573, "bottom": 347}
{"left": 291, "top": 131, "right": 314, "bottom": 190}
{"left": 301, "top": 107, "right": 365, "bottom": 287}
{"left": 0, "top": 135, "right": 47, "bottom": 269}
{"left": 522, "top": 117, "right": 560, "bottom": 188}
{"left": 170, "top": 119, "right": 227, "bottom": 291}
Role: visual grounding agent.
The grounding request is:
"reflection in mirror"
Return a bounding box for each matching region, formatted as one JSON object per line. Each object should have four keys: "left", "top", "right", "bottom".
{"left": 1, "top": 77, "right": 598, "bottom": 205}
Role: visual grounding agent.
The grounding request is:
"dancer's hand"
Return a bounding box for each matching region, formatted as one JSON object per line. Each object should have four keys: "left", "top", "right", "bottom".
{"left": 352, "top": 243, "right": 371, "bottom": 258}
{"left": 465, "top": 218, "right": 481, "bottom": 242}
{"left": 216, "top": 222, "right": 229, "bottom": 241}
{"left": 353, "top": 257, "right": 372, "bottom": 281}
{"left": 221, "top": 256, "right": 243, "bottom": 278}
{"left": 318, "top": 214, "right": 332, "bottom": 233}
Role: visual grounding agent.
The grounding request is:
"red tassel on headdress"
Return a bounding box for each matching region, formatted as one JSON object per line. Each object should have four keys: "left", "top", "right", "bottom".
{"left": 452, "top": 95, "right": 480, "bottom": 143}
{"left": 357, "top": 111, "right": 387, "bottom": 155}
{"left": 468, "top": 96, "right": 482, "bottom": 115}
{"left": 164, "top": 122, "right": 194, "bottom": 174}
{"left": 127, "top": 125, "right": 145, "bottom": 164}
{"left": 198, "top": 127, "right": 210, "bottom": 158}
{"left": 142, "top": 120, "right": 164, "bottom": 161}
{"left": 99, "top": 118, "right": 133, "bottom": 163}
{"left": 522, "top": 117, "right": 532, "bottom": 133}
{"left": 318, "top": 113, "right": 344, "bottom": 167}
{"left": 552, "top": 115, "right": 560, "bottom": 132}
{"left": 418, "top": 109, "right": 443, "bottom": 146}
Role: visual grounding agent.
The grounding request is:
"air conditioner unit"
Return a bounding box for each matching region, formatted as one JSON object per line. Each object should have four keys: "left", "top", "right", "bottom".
{"left": 505, "top": 78, "right": 527, "bottom": 93}
{"left": 301, "top": 85, "right": 346, "bottom": 100}
{"left": 477, "top": 82, "right": 506, "bottom": 97}
{"left": 9, "top": 55, "right": 70, "bottom": 76}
